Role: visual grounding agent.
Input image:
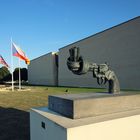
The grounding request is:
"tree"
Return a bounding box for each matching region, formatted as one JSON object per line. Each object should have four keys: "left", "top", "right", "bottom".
{"left": 13, "top": 68, "right": 19, "bottom": 81}
{"left": 0, "top": 66, "right": 11, "bottom": 81}
{"left": 21, "top": 68, "right": 28, "bottom": 81}
{"left": 13, "top": 68, "right": 28, "bottom": 81}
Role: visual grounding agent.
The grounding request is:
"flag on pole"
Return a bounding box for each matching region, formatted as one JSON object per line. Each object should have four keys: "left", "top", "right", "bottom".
{"left": 12, "top": 42, "right": 30, "bottom": 65}
{"left": 0, "top": 55, "right": 9, "bottom": 68}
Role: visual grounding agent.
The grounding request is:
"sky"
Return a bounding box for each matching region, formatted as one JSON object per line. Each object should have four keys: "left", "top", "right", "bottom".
{"left": 0, "top": 0, "right": 139, "bottom": 70}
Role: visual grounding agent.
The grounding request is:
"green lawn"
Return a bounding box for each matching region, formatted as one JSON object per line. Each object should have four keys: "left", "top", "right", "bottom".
{"left": 0, "top": 85, "right": 105, "bottom": 140}
{"left": 0, "top": 86, "right": 106, "bottom": 111}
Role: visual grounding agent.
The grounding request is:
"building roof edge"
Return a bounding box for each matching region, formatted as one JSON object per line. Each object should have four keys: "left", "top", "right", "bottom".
{"left": 31, "top": 52, "right": 57, "bottom": 62}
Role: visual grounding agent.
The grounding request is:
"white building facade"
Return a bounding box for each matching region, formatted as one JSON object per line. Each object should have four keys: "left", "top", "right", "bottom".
{"left": 28, "top": 52, "right": 58, "bottom": 86}
{"left": 28, "top": 16, "right": 140, "bottom": 90}
{"left": 58, "top": 16, "right": 140, "bottom": 90}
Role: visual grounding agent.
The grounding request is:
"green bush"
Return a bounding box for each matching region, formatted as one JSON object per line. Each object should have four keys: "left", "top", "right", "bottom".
{"left": 0, "top": 66, "right": 10, "bottom": 81}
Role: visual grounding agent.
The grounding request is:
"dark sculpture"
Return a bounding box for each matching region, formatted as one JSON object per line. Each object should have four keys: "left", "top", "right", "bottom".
{"left": 67, "top": 47, "right": 120, "bottom": 94}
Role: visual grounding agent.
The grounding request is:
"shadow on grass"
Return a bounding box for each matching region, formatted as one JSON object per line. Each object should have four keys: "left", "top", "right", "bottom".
{"left": 0, "top": 107, "right": 30, "bottom": 140}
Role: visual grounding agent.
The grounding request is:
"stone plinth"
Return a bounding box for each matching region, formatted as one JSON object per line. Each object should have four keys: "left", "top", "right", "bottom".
{"left": 48, "top": 93, "right": 140, "bottom": 119}
{"left": 30, "top": 107, "right": 140, "bottom": 140}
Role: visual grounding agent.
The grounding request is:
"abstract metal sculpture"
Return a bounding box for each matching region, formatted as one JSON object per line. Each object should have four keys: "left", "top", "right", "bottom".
{"left": 67, "top": 47, "right": 120, "bottom": 94}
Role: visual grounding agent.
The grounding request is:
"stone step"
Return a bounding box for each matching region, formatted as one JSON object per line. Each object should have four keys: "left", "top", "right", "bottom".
{"left": 48, "top": 93, "right": 140, "bottom": 119}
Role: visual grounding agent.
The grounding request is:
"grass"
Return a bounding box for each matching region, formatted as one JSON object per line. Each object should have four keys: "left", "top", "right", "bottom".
{"left": 0, "top": 85, "right": 105, "bottom": 140}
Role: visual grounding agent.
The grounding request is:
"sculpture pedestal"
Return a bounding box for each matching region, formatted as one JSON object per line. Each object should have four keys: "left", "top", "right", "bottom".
{"left": 48, "top": 92, "right": 140, "bottom": 119}
{"left": 30, "top": 93, "right": 140, "bottom": 140}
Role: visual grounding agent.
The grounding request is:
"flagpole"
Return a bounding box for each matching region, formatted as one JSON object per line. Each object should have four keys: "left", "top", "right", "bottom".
{"left": 18, "top": 58, "right": 21, "bottom": 90}
{"left": 11, "top": 38, "right": 14, "bottom": 91}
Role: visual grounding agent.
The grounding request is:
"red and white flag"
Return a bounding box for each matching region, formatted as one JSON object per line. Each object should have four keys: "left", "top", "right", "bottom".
{"left": 12, "top": 42, "right": 30, "bottom": 65}
{"left": 0, "top": 55, "right": 9, "bottom": 68}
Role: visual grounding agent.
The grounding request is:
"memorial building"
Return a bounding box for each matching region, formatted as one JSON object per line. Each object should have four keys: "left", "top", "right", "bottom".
{"left": 28, "top": 16, "right": 140, "bottom": 90}
{"left": 28, "top": 52, "right": 58, "bottom": 86}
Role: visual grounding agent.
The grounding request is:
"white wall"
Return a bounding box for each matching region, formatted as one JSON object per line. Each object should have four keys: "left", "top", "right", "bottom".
{"left": 30, "top": 107, "right": 140, "bottom": 140}
{"left": 30, "top": 110, "right": 67, "bottom": 140}
{"left": 28, "top": 52, "right": 58, "bottom": 86}
{"left": 67, "top": 114, "right": 140, "bottom": 140}
{"left": 58, "top": 17, "right": 140, "bottom": 90}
